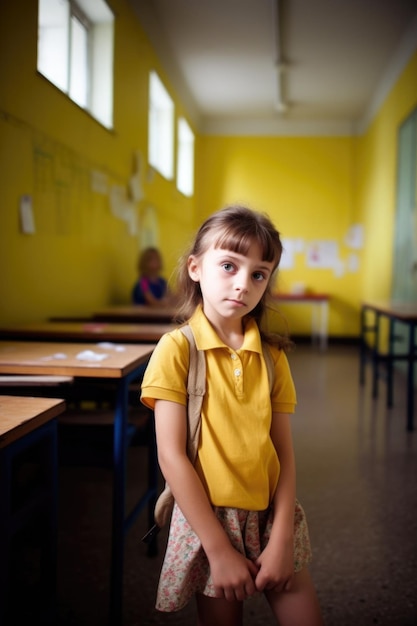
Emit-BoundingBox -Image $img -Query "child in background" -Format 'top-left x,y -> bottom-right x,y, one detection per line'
132,247 -> 168,306
141,205 -> 323,626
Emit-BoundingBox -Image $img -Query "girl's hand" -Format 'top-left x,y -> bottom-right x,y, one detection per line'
208,545 -> 259,602
254,539 -> 294,593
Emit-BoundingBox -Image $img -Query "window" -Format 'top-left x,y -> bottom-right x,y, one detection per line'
176,118 -> 194,197
148,71 -> 174,180
37,0 -> 114,129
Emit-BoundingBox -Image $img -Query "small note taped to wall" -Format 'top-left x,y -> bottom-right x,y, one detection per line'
19,195 -> 36,234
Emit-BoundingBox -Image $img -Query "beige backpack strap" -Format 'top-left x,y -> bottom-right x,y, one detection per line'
262,342 -> 275,394
149,332 -> 273,536
152,324 -> 205,530
180,324 -> 206,461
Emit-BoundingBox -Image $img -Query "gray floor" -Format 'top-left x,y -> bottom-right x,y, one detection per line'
17,344 -> 417,625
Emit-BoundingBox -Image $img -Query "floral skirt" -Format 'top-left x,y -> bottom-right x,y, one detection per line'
155,499 -> 312,612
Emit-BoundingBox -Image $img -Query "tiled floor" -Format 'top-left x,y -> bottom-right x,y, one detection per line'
10,344 -> 417,625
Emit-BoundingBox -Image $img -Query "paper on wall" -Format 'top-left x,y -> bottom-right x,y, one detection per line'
345,224 -> 364,249
19,195 -> 36,234
306,240 -> 339,269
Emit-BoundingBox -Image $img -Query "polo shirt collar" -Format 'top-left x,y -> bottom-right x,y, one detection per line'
189,305 -> 263,354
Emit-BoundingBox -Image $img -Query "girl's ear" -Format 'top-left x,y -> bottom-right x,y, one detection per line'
187,255 -> 200,282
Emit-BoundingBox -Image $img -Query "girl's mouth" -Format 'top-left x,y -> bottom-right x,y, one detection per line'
228,299 -> 246,307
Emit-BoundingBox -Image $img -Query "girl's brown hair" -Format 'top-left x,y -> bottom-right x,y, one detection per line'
174,205 -> 292,350
138,247 -> 163,275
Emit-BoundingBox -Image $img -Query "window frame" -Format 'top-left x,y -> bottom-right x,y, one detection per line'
37,0 -> 114,129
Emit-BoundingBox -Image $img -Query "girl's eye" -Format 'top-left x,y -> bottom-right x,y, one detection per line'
222,262 -> 235,272
253,272 -> 265,282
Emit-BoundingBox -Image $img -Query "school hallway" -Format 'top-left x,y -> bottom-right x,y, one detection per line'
11,343 -> 417,626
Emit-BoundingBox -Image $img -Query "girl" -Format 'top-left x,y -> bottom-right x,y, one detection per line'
141,205 -> 323,626
132,247 -> 169,306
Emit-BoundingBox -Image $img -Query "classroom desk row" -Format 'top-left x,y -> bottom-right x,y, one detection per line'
0,339 -> 158,625
1,395 -> 66,625
48,295 -> 330,349
91,297 -> 330,349
0,320 -> 176,343
359,300 -> 417,431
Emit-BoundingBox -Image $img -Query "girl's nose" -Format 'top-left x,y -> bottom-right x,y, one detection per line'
235,273 -> 250,293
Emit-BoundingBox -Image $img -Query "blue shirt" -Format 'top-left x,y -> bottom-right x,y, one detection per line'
132,276 -> 167,304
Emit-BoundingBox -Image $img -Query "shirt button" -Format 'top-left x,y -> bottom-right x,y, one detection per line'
231,353 -> 237,360
234,368 -> 241,376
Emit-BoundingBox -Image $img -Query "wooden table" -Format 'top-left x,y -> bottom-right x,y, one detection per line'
359,301 -> 417,431
1,396 -> 66,624
93,304 -> 176,324
0,321 -> 175,343
0,341 -> 156,624
0,395 -> 65,445
273,293 -> 330,350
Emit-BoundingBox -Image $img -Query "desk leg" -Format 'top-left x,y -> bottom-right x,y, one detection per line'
0,445 -> 11,626
406,322 -> 416,432
372,312 -> 381,399
0,421 -> 58,625
110,377 -> 129,625
311,302 -> 328,351
359,306 -> 367,385
386,318 -> 395,408
319,301 -> 328,351
109,365 -> 154,624
146,415 -> 158,557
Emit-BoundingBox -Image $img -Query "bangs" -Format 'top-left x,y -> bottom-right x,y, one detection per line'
213,225 -> 280,265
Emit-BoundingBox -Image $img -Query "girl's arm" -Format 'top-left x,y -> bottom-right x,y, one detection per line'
143,288 -> 164,306
154,399 -> 259,600
140,278 -> 165,307
254,411 -> 296,592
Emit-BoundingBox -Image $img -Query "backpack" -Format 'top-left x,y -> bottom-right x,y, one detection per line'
142,323 -> 275,543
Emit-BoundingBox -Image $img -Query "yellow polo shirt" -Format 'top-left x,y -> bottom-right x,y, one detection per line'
141,306 -> 296,510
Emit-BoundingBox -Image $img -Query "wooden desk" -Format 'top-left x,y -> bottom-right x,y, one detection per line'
0,395 -> 65,446
0,341 -> 156,624
93,304 -> 176,324
359,301 -> 417,431
0,321 -> 175,343
273,293 -> 330,350
1,396 -> 66,624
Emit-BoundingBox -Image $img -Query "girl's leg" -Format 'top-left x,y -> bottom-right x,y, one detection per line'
196,593 -> 243,626
265,568 -> 323,626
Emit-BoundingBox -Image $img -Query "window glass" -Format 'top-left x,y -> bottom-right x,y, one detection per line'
148,71 -> 174,179
69,14 -> 88,108
177,118 -> 194,196
38,0 -> 69,91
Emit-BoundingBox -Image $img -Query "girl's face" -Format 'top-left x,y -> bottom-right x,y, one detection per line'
147,252 -> 162,274
188,240 -> 275,325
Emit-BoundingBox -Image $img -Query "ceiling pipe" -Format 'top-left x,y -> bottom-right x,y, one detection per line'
272,0 -> 290,113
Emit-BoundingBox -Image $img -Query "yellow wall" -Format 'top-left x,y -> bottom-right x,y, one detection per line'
356,50 -> 417,303
0,1 -> 416,337
196,136 -> 359,336
195,51 -> 417,338
0,0 -> 195,324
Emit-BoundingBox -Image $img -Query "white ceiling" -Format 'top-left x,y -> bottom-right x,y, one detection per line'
130,0 -> 417,135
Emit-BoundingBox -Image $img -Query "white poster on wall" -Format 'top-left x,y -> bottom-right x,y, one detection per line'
280,238 -> 296,269
306,240 -> 339,269
345,224 -> 364,249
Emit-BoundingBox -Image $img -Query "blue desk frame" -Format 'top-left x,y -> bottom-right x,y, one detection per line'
359,301 -> 417,431
110,364 -> 157,624
0,343 -> 157,625
0,408 -> 59,625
